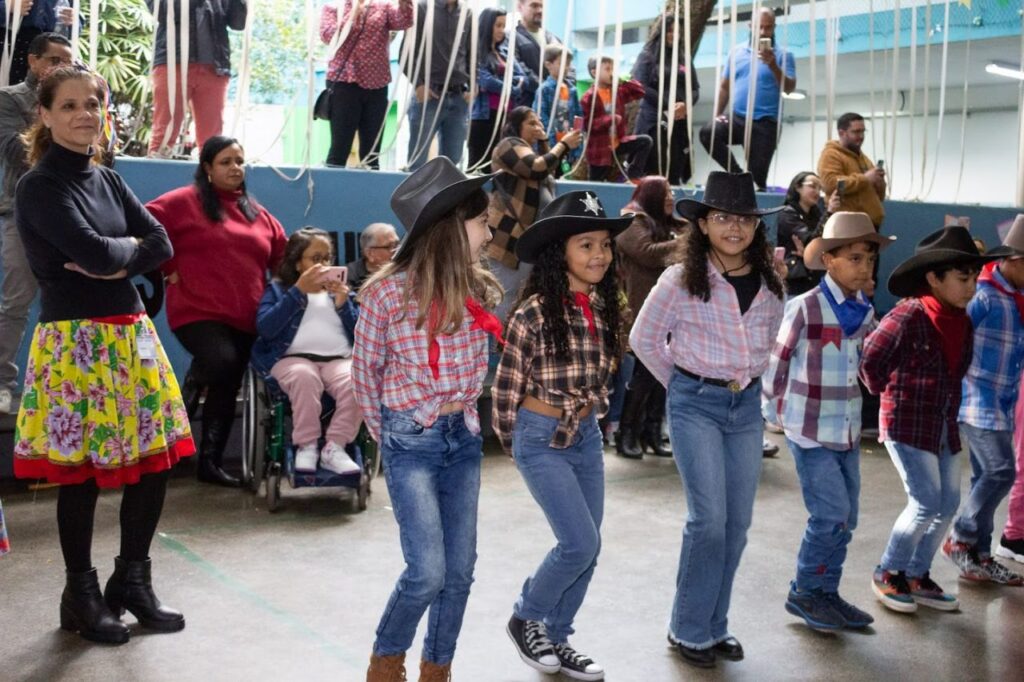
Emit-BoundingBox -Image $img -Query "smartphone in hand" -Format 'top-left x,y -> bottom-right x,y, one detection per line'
837,179 -> 847,197
773,246 -> 786,262
573,116 -> 584,132
759,37 -> 772,52
318,266 -> 348,286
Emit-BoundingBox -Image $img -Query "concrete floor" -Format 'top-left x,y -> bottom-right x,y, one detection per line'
2,433 -> 1023,682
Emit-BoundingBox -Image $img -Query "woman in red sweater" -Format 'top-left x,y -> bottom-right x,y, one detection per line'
146,136 -> 287,487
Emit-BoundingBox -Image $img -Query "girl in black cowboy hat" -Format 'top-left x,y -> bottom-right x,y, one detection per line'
493,190 -> 631,681
631,171 -> 785,668
352,157 -> 505,682
861,225 -> 999,616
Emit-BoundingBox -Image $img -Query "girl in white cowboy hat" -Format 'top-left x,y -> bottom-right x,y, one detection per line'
352,157 -> 505,682
631,171 -> 785,669
494,190 -> 632,682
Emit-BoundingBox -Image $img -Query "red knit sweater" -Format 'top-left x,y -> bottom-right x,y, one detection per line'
146,186 -> 287,333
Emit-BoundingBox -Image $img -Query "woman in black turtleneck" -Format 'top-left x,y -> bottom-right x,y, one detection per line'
12,66 -> 195,645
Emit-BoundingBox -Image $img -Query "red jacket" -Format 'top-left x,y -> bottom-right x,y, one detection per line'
580,79 -> 645,167
146,186 -> 287,333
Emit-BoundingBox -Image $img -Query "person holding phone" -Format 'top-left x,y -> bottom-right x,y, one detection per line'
817,112 -> 886,230
250,228 -> 362,475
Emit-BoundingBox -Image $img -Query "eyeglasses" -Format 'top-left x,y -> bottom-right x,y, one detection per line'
707,213 -> 758,228
800,181 -> 822,190
304,254 -> 334,264
41,56 -> 72,66
369,243 -> 400,253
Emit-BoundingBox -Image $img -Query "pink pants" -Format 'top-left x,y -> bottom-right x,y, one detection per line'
1004,369 -> 1024,540
149,63 -> 228,156
269,357 -> 361,448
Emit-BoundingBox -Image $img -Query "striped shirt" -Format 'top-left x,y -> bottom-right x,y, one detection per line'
763,274 -> 875,451
492,294 -> 613,454
959,266 -> 1024,431
630,262 -> 784,389
351,270 -> 490,441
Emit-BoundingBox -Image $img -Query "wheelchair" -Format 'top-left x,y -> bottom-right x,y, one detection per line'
239,366 -> 380,512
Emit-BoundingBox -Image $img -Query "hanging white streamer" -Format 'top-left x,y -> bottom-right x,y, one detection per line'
868,0 -> 876,157
915,0 -> 932,200
725,0 -> 738,171
923,0 -> 950,199
681,0 -> 694,185
465,0 -> 520,173
770,0 -> 789,189
542,0 -> 573,143
88,0 -> 100,68
905,2 -> 917,199
71,0 -> 82,58
230,0 -> 255,137
157,0 -> 178,155
706,0 -> 725,177
807,0 -> 816,169
742,1 -> 760,168
824,0 -> 837,140
0,0 -> 24,87
887,0 -> 900,196
953,37 -> 970,204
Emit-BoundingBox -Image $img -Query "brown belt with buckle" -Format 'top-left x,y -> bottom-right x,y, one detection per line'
675,366 -> 758,393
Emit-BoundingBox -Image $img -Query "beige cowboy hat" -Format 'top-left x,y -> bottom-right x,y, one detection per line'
803,211 -> 896,271
985,214 -> 1024,258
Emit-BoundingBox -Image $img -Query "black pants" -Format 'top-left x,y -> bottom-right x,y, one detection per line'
57,471 -> 170,573
622,357 -> 666,430
467,109 -> 500,173
173,321 -> 255,424
637,106 -> 693,185
699,114 -> 779,190
0,25 -> 40,86
589,134 -> 653,181
326,81 -> 389,169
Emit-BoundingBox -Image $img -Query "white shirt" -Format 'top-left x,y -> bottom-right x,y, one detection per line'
285,292 -> 352,358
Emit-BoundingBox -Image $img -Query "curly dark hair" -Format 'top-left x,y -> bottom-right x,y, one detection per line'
276,227 -> 333,287
512,238 -> 623,361
679,222 -> 785,302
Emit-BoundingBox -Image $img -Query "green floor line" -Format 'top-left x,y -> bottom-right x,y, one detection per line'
157,531 -> 364,670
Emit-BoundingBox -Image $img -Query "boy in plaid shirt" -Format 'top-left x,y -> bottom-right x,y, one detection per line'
580,56 -> 650,182
764,212 -> 893,630
942,215 -> 1024,585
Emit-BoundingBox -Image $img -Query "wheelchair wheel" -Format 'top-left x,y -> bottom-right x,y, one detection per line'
266,462 -> 282,512
357,427 -> 381,481
241,368 -> 268,494
356,474 -> 369,511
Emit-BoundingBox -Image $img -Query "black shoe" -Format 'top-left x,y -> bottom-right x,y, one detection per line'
618,428 -> 643,459
712,636 -> 744,660
104,557 -> 185,632
60,568 -> 130,645
668,634 -> 715,668
552,642 -> 604,681
197,417 -> 240,487
642,423 -> 672,457
996,534 -> 1024,564
506,615 -> 560,674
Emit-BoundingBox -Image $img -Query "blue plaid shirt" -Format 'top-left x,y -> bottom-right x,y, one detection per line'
959,266 -> 1024,431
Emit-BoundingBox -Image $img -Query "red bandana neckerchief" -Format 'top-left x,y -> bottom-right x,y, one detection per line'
979,261 -> 1024,324
573,291 -> 598,341
920,294 -> 970,377
427,298 -> 505,380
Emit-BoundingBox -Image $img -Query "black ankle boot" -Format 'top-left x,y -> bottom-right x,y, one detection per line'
618,427 -> 643,459
181,369 -> 202,420
642,423 -> 672,457
104,557 -> 185,632
61,568 -> 130,644
197,417 -> 240,487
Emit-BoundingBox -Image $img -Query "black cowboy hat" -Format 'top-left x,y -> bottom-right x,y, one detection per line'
674,171 -> 783,223
390,157 -> 497,260
515,190 -> 635,264
888,225 -> 1001,297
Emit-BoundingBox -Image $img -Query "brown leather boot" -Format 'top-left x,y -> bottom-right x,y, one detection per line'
366,652 -> 407,682
419,660 -> 452,682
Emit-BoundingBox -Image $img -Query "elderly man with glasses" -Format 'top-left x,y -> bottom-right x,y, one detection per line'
347,222 -> 401,291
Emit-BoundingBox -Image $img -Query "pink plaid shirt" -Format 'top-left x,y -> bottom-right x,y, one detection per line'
352,270 -> 490,441
320,1 -> 414,90
630,263 -> 784,389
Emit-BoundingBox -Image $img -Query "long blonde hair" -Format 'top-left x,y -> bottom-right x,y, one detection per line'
23,66 -> 107,167
360,189 -> 503,334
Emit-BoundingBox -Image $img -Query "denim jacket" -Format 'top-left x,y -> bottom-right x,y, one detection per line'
250,280 -> 358,376
471,44 -> 532,120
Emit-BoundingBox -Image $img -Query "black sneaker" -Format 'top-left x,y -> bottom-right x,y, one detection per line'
553,642 -> 604,681
823,592 -> 874,628
785,582 -> 845,630
506,615 -> 560,674
996,535 -> 1024,564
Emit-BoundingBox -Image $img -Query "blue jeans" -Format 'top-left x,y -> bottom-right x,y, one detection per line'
880,439 -> 962,577
407,94 -> 469,171
788,441 -> 860,592
953,423 -> 1016,555
373,407 -> 483,664
606,352 -> 635,425
667,371 -> 763,649
513,408 -> 604,644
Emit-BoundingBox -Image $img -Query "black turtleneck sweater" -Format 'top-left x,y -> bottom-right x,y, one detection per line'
15,142 -> 173,322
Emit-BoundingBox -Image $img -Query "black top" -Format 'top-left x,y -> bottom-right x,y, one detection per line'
15,142 -> 173,323
724,270 -> 762,316
631,46 -> 701,110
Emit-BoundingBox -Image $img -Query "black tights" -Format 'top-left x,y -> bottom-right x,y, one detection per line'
173,320 -> 255,423
57,470 -> 170,573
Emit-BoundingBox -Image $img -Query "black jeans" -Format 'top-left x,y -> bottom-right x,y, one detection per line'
699,114 -> 779,190
624,357 -> 665,430
173,321 -> 256,424
589,134 -> 653,181
326,81 -> 389,169
637,105 -> 693,185
467,109 -> 500,173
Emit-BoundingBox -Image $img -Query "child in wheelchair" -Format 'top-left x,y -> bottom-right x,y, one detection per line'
250,228 -> 362,475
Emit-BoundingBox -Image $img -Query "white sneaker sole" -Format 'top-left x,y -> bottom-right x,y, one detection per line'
505,624 -> 560,674
996,545 -> 1024,564
559,665 -> 605,681
912,595 -> 960,611
321,460 -> 361,475
870,581 -> 917,613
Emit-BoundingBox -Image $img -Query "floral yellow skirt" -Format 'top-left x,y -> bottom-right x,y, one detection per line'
13,313 -> 195,489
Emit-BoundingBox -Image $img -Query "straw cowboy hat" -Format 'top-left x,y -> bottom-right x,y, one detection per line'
887,225 -> 1000,297
515,190 -> 634,264
673,171 -> 783,224
803,211 -> 896,271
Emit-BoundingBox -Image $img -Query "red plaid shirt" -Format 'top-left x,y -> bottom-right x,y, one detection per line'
352,271 -> 490,441
580,79 -> 645,167
320,1 -> 414,90
859,297 -> 972,454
